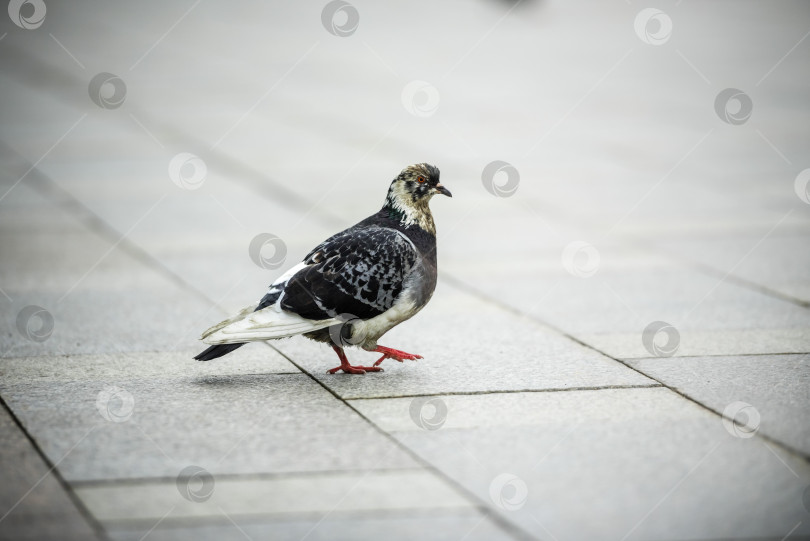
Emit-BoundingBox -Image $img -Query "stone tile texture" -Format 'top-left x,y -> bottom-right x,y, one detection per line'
1,0 -> 809,540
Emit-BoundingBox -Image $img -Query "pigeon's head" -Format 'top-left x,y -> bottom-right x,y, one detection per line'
389,163 -> 451,204
383,163 -> 450,233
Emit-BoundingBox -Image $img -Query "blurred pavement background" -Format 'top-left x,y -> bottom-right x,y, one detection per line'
1,1 -> 809,540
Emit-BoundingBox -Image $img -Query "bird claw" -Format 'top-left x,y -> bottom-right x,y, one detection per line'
328,345 -> 384,375
372,346 -> 423,367
327,364 -> 384,375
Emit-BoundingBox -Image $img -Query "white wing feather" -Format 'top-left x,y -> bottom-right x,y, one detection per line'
202,306 -> 340,344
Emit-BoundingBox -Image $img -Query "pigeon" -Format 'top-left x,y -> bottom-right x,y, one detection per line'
194,163 -> 451,374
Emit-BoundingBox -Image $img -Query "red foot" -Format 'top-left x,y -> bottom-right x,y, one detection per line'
327,345 -> 384,375
372,345 -> 423,367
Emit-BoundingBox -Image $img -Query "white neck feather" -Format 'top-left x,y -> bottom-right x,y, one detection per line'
385,183 -> 435,234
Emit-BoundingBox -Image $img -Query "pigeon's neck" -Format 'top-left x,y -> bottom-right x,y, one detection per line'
382,190 -> 436,235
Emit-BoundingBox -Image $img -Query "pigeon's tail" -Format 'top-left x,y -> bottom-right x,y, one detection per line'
194,343 -> 245,361
201,305 -> 341,345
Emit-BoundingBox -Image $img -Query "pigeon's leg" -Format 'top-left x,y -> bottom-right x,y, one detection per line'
327,345 -> 384,375
372,345 -> 423,367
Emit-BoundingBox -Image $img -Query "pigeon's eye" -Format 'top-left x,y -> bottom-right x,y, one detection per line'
416,176 -> 426,183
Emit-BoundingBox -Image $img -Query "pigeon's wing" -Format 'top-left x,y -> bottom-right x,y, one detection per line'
279,225 -> 421,320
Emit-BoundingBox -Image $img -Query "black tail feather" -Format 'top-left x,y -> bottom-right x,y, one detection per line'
194,343 -> 245,361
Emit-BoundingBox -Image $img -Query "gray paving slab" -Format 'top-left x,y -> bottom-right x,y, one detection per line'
34,160 -> 337,248
75,470 -> 472,522
657,232 -> 810,304
585,326 -> 810,360
0,182 -> 220,357
273,281 -> 654,399
0,405 -> 100,541
0,370 -> 418,482
0,177 -> 89,236
352,388 -> 810,541
0,348 -> 298,383
517,168 -> 810,240
628,353 -> 810,456
1,286 -> 221,358
438,195 -> 810,358
0,181 -> 164,293
106,513 -> 513,541
450,261 -> 810,359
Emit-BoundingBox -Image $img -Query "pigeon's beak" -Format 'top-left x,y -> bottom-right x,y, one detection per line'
435,183 -> 452,197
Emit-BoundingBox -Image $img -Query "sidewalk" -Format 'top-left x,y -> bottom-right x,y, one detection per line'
1,1 -> 809,540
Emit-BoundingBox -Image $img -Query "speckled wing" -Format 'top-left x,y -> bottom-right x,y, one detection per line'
279,225 -> 421,320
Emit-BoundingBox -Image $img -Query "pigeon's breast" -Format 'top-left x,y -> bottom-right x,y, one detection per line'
352,293 -> 420,349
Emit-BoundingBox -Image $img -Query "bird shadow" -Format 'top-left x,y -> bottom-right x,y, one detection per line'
191,372 -> 299,388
